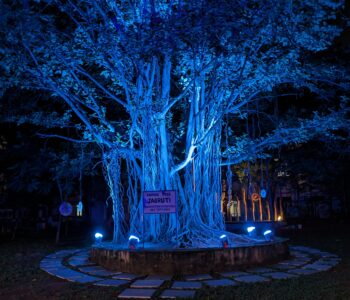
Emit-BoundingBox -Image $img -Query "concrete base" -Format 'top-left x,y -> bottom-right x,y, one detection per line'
90,239 -> 289,275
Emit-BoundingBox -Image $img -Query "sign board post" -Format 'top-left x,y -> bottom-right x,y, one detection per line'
142,190 -> 178,247
59,202 -> 73,217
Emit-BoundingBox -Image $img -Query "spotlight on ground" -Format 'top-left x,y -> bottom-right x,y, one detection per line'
128,235 -> 140,250
220,234 -> 229,248
94,232 -> 103,243
246,226 -> 256,237
263,230 -> 273,241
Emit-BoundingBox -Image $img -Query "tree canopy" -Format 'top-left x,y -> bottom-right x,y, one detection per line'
1,0 -> 349,247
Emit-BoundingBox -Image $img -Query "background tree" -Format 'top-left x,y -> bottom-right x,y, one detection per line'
1,0 -> 349,247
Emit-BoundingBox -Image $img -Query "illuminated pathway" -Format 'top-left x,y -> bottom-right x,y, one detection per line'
40,246 -> 340,299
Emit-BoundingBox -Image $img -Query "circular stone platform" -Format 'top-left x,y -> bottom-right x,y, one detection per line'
90,239 -> 289,275
40,245 -> 341,299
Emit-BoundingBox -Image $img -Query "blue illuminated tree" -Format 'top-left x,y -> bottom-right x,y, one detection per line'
1,0 -> 349,247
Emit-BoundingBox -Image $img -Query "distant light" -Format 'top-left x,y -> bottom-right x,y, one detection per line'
247,226 -> 256,233
260,189 -> 267,198
263,230 -> 272,236
129,235 -> 140,242
277,215 -> 282,221
220,234 -> 227,239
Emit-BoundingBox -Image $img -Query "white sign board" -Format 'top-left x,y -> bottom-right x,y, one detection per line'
143,190 -> 176,214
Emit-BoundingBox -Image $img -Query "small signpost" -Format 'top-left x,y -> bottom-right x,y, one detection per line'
142,190 -> 178,247
59,202 -> 73,217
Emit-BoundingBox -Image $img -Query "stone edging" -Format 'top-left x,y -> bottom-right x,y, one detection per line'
90,239 -> 289,274
40,245 -> 341,299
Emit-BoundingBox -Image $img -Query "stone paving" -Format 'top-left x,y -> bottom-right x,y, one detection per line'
39,245 -> 341,299
131,279 -> 165,288
203,278 -> 238,287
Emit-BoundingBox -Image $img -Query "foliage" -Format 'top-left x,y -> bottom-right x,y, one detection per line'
0,119 -> 100,198
0,0 -> 349,246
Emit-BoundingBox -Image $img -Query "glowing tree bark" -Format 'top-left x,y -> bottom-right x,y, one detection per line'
1,0 -> 349,246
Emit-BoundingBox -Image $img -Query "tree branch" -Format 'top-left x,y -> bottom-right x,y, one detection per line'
37,133 -> 91,143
